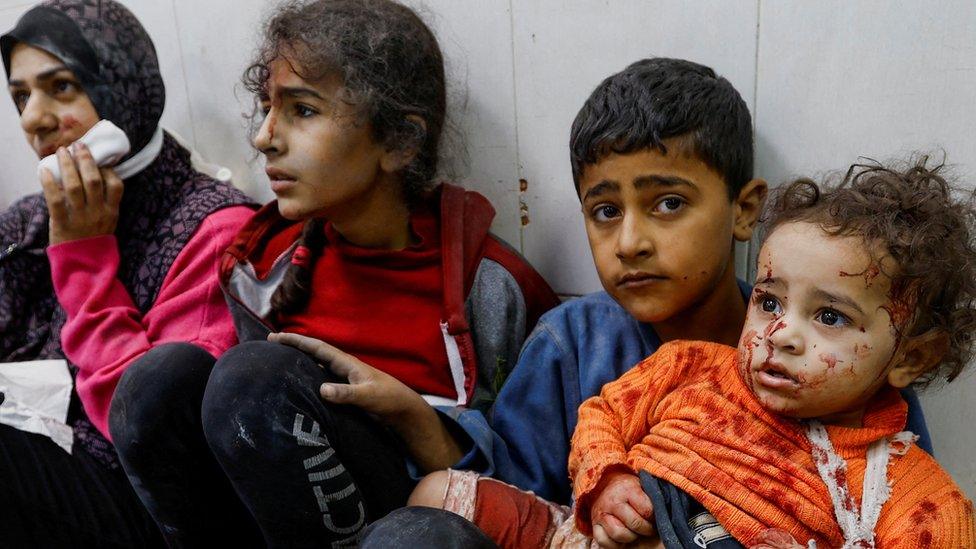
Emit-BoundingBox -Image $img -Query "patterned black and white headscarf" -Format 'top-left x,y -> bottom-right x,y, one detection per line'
0,0 -> 253,466
1,0 -> 165,154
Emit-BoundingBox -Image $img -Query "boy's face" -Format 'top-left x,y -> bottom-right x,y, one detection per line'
739,221 -> 914,426
578,141 -> 742,323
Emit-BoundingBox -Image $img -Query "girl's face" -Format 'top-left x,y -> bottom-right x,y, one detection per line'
254,56 -> 389,222
738,221 -> 917,426
7,43 -> 99,158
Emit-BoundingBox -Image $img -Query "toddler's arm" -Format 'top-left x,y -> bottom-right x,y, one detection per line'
569,342 -> 701,541
587,471 -> 655,548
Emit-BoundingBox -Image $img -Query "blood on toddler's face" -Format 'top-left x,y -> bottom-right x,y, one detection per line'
737,221 -> 914,427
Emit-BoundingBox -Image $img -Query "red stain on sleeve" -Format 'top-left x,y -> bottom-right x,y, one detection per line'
621,386 -> 643,408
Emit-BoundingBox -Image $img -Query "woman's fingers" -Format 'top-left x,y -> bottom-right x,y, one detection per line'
57,147 -> 86,210
75,144 -> 104,205
102,168 -> 124,211
39,167 -> 68,225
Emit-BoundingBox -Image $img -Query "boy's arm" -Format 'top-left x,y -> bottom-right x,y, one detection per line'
486,322 -> 582,503
376,321 -> 578,496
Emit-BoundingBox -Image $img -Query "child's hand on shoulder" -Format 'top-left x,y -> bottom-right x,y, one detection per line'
590,471 -> 655,549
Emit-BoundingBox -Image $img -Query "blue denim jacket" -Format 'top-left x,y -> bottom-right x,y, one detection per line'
444,285 -> 933,505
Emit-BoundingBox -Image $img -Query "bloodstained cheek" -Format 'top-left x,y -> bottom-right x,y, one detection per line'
818,352 -> 839,371
61,115 -> 80,132
762,318 -> 786,356
795,369 -> 828,390
853,343 -> 872,360
738,328 -> 760,390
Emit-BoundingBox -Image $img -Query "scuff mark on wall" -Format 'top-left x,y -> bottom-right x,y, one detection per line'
519,178 -> 530,226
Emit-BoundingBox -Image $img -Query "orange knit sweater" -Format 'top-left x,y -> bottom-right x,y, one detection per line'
570,340 -> 974,547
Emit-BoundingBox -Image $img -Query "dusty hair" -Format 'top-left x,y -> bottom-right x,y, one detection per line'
570,58 -> 753,198
243,0 -> 446,316
761,156 -> 976,386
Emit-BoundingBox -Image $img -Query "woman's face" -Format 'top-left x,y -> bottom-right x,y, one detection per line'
7,43 -> 99,158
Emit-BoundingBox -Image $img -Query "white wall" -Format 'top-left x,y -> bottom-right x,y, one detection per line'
0,0 -> 973,499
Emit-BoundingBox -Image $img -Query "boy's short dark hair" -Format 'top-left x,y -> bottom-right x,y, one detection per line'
570,58 -> 753,199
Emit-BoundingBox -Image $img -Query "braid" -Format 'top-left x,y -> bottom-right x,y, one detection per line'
270,218 -> 327,317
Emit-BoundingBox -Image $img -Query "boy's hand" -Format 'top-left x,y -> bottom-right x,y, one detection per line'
40,144 -> 123,245
590,471 -> 655,548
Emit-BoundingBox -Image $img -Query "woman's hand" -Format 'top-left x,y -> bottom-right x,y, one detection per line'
39,144 -> 124,245
590,471 -> 655,549
269,332 -> 465,471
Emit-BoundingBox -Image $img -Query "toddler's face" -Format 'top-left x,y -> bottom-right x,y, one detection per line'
739,221 -> 911,426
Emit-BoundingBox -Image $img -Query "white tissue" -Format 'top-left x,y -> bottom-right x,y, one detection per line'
0,360 -> 74,453
36,119 -> 131,184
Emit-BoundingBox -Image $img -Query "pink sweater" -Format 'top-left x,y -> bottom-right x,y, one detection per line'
47,205 -> 253,439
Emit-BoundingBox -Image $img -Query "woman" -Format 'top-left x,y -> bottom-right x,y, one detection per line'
0,0 -> 254,545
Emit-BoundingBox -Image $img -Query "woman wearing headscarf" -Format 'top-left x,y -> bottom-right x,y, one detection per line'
0,0 -> 255,545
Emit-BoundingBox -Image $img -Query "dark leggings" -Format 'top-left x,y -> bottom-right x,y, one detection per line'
0,424 -> 164,548
109,341 -> 415,548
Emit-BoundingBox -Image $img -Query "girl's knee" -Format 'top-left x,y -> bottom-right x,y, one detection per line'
408,470 -> 451,508
202,341 -> 320,460
109,342 -> 214,446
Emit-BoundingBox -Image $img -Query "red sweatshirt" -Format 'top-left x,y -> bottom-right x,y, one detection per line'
249,206 -> 455,399
222,184 -> 560,407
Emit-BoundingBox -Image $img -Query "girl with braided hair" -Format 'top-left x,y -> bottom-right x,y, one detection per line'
108,1 -> 558,546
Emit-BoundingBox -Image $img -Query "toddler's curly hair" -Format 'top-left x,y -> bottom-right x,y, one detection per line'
762,156 -> 976,386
